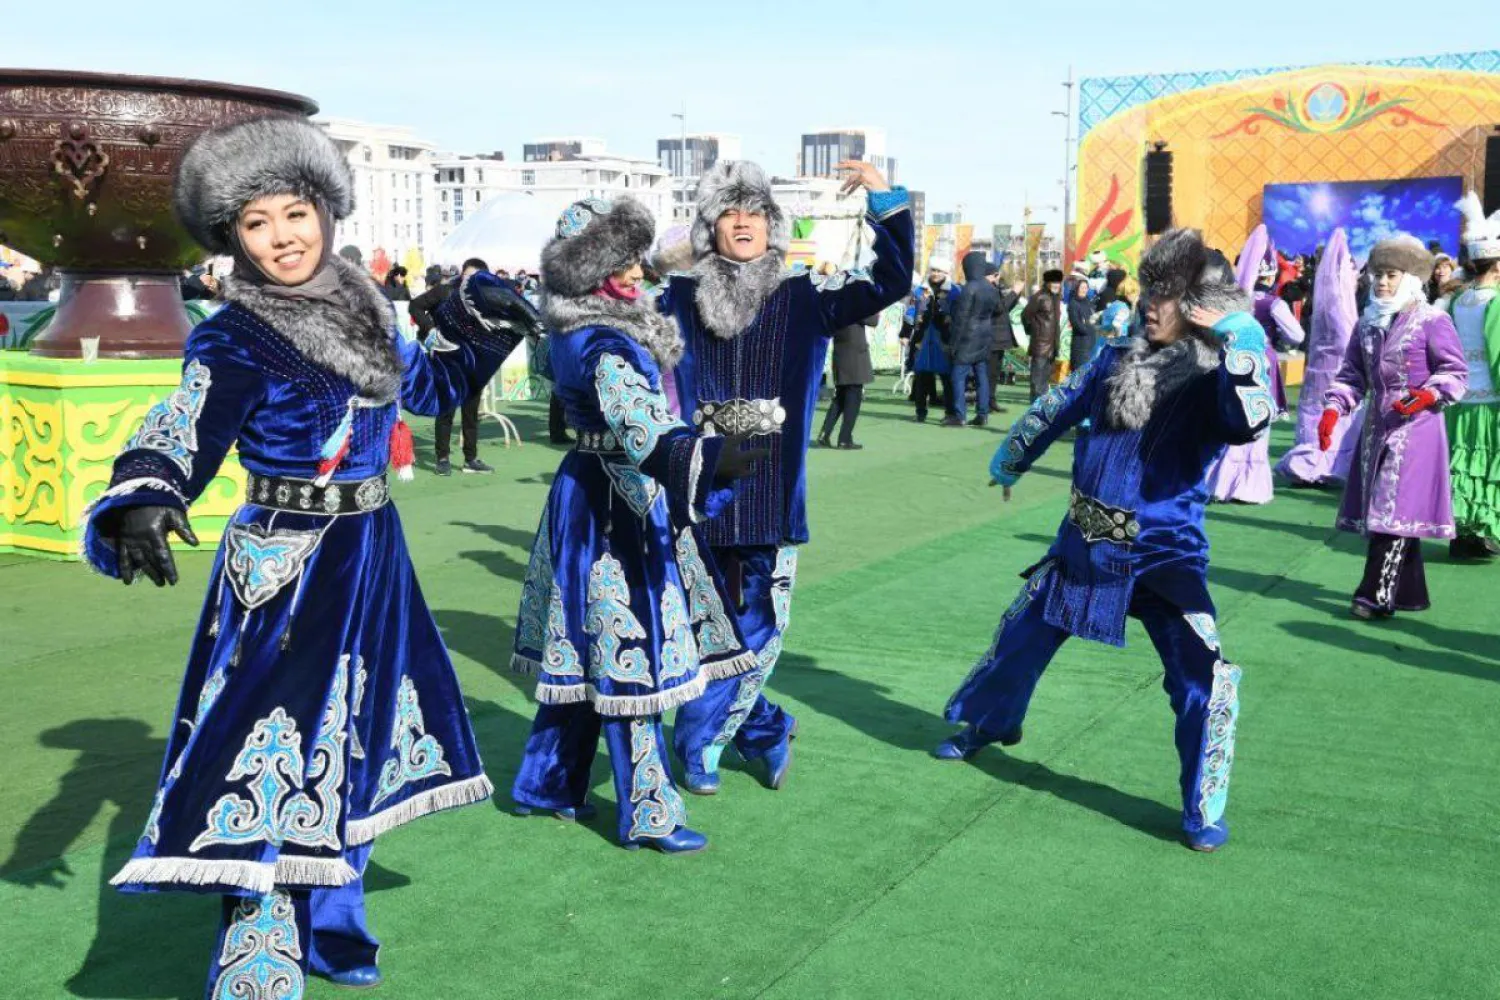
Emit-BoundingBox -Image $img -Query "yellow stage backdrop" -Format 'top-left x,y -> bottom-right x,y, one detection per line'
1075,51 -> 1500,271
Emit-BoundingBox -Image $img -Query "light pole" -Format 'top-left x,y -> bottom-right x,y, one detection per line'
1051,65 -> 1075,265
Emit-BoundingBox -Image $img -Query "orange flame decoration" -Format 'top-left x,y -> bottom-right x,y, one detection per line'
1076,173 -> 1143,274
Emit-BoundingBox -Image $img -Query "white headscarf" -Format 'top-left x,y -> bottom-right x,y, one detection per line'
1362,272 -> 1425,328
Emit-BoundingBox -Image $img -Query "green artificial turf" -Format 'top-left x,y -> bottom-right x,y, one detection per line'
2,385 -> 1496,999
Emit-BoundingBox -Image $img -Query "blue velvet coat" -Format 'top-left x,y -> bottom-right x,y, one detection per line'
661,189 -> 916,549
82,272 -> 520,897
990,314 -> 1273,646
511,322 -> 758,711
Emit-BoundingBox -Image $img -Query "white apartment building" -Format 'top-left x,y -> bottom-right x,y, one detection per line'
318,118 -> 439,265
799,127 -> 896,185
432,148 -> 672,245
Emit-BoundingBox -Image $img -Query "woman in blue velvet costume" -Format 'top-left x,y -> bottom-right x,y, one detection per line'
82,117 -> 537,997
934,229 -> 1274,853
510,197 -> 761,854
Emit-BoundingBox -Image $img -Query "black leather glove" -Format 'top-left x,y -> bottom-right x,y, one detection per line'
712,434 -> 770,485
98,506 -> 199,587
461,272 -> 543,339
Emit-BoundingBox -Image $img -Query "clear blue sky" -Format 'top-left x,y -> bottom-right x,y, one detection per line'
7,1 -> 1468,234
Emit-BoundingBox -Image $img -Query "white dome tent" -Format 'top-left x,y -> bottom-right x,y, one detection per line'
432,191 -> 573,273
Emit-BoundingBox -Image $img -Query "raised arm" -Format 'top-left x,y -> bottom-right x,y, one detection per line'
989,356 -> 1104,487
402,271 -> 535,417
815,162 -> 916,332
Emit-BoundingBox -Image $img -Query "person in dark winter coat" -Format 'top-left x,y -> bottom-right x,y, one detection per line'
410,258 -> 492,475
912,261 -> 959,421
383,265 -> 411,302
947,250 -> 1002,425
817,314 -> 879,448
1022,270 -> 1064,400
1093,267 -> 1127,315
986,269 -> 1023,412
1067,275 -> 1098,373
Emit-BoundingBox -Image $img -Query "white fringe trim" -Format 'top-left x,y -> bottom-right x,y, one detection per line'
534,669 -> 710,717
345,774 -> 494,846
687,438 -> 708,525
702,650 -> 759,680
82,476 -> 188,519
110,855 -> 358,894
511,652 -> 544,677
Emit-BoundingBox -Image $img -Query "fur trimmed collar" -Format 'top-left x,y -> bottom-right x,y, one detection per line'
688,252 -> 789,339
542,292 -> 684,370
1102,335 -> 1220,431
221,256 -> 403,403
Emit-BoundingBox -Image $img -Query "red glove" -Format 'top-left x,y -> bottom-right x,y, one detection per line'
1317,409 -> 1339,452
1392,387 -> 1438,417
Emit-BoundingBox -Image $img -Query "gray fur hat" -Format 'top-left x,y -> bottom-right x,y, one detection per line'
1368,234 -> 1435,282
540,196 -> 655,298
174,116 -> 355,255
691,160 -> 789,260
1138,228 -> 1250,317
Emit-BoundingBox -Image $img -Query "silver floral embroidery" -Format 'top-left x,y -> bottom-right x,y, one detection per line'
544,589 -> 584,677
371,677 -> 453,808
516,509 -> 553,654
224,524 -> 322,610
673,530 -> 738,657
628,719 -> 687,840
657,584 -> 698,682
584,553 -> 652,686
212,890 -> 304,1000
594,352 -> 680,466
128,359 -> 211,477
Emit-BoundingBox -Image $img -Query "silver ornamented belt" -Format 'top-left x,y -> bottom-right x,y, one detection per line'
692,398 -> 787,437
574,429 -> 625,454
1068,488 -> 1140,545
245,473 -> 390,515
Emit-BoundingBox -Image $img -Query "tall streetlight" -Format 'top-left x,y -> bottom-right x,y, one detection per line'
1051,66 -> 1075,265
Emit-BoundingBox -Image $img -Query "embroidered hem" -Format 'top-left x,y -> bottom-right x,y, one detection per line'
110,855 -> 359,894
533,670 -> 710,717
83,476 -> 189,516
345,773 -> 494,845
1336,515 -> 1456,540
701,649 -> 759,680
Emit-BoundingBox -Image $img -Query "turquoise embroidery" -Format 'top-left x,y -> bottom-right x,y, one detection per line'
544,589 -> 584,677
224,524 -> 321,610
703,632 -> 784,774
1198,660 -> 1242,828
594,352 -> 679,466
190,708 -> 305,852
282,656 -> 348,851
628,719 -> 686,840
1184,613 -> 1221,653
350,657 -> 368,761
1222,326 -> 1275,429
212,890 -> 304,1000
516,509 -> 553,654
673,530 -> 738,657
991,366 -> 1090,485
372,677 -> 453,808
129,359 -> 210,477
771,547 -> 797,632
584,553 -> 652,686
657,583 -> 697,682
195,666 -> 228,728
603,460 -> 663,518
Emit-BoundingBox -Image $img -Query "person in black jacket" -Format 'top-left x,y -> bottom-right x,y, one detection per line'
986,267 -> 1023,413
410,257 -> 491,475
1066,275 -> 1098,374
947,250 -> 1001,426
816,313 -> 879,449
383,264 -> 411,301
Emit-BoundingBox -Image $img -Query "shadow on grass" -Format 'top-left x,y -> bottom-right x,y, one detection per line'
1279,619 -> 1500,683
970,752 -> 1182,844
773,652 -> 952,754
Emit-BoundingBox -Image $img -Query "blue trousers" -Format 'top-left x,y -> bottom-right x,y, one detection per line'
951,361 -> 991,423
945,564 -> 1241,837
673,545 -> 798,781
205,845 -> 379,999
514,705 -> 688,843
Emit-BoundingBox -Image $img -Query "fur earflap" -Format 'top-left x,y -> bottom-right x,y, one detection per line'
174,117 -> 354,256
540,197 -> 656,298
691,161 -> 790,260
541,292 -> 684,370
220,255 -> 402,402
1102,335 -> 1220,431
1140,228 -> 1251,316
688,252 -> 788,339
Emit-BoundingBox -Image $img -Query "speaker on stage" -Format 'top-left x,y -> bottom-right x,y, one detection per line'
1483,134 -> 1500,217
1143,146 -> 1173,235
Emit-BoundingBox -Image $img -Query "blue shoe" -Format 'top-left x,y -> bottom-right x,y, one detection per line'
932,725 -> 1023,761
514,803 -> 598,822
321,965 -> 383,989
1185,822 -> 1229,853
623,826 -> 708,854
682,772 -> 720,796
763,734 -> 793,790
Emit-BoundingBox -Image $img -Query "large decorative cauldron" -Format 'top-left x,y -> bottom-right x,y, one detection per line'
0,70 -> 317,358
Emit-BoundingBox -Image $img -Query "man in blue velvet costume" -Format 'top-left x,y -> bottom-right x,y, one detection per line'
663,160 -> 915,794
934,229 -> 1274,852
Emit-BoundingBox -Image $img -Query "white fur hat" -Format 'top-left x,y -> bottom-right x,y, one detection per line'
1457,192 -> 1500,262
928,255 -> 953,274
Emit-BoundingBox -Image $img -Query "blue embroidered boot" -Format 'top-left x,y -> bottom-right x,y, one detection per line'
763,734 -> 793,790
932,725 -> 1023,761
682,771 -> 720,796
514,803 -> 599,822
1185,821 -> 1230,853
323,965 -> 383,989
623,826 -> 708,854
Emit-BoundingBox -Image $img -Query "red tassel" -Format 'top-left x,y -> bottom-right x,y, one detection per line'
389,419 -> 415,482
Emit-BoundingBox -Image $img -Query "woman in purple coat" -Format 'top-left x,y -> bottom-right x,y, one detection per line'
1320,235 -> 1467,619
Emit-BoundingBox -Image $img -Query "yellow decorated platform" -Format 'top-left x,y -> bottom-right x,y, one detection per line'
0,353 -> 244,559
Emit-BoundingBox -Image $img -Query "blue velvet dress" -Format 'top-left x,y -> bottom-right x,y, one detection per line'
510,322 -> 753,843
945,314 -> 1273,842
83,278 -> 520,899
661,189 -> 917,784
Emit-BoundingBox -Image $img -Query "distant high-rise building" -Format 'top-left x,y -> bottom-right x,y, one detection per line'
318,118 -> 438,264
907,189 -> 927,236
523,137 -> 606,163
657,133 -> 742,179
798,127 -> 896,185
